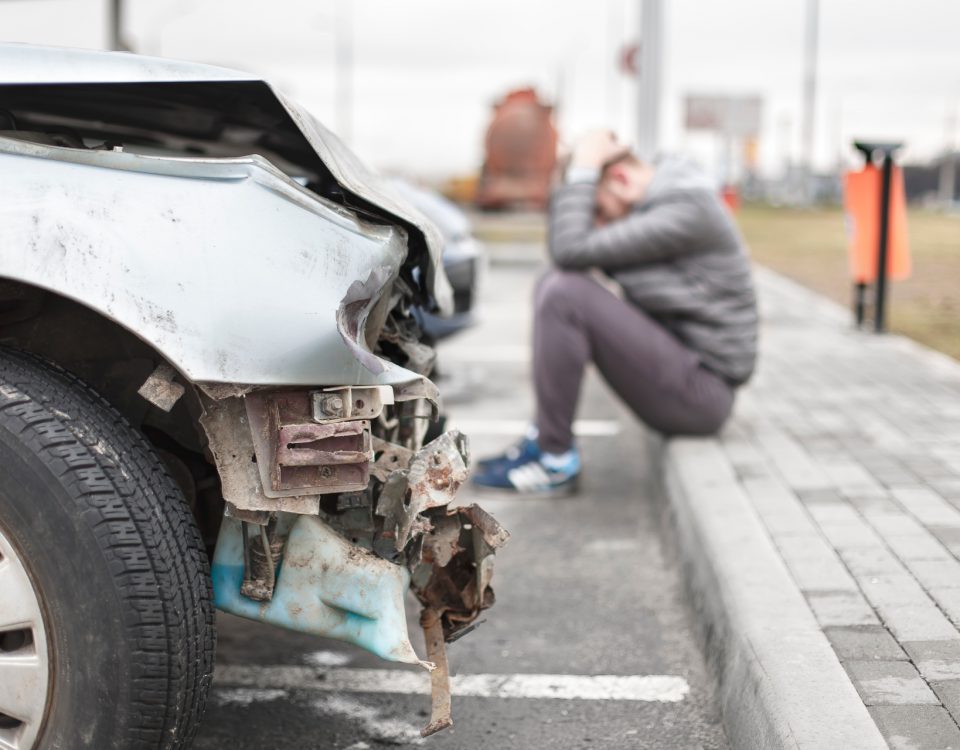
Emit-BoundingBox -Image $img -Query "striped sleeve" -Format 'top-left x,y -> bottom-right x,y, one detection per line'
547,182 -> 706,270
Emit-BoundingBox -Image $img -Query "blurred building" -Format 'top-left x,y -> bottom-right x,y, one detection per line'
903,152 -> 960,206
476,87 -> 557,211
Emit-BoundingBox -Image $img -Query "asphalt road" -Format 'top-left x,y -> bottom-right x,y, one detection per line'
195,256 -> 728,750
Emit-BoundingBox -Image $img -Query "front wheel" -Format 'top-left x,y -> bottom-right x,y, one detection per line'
0,349 -> 215,749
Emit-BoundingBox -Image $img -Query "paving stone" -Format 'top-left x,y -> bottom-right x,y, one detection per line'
929,526 -> 960,558
886,533 -> 956,563
807,591 -> 880,627
817,518 -> 886,549
876,602 -> 959,643
774,532 -> 837,560
931,680 -> 960,724
859,574 -> 940,608
783,554 -> 859,592
741,476 -> 821,536
751,430 -> 833,492
863,511 -> 931,538
826,626 -> 908,661
820,461 -> 886,494
847,495 -> 903,514
902,641 -> 960,681
894,487 -> 960,528
869,705 -> 960,749
929,589 -> 960,630
796,488 -> 845,505
840,546 -> 907,577
908,559 -> 960,589
931,479 -> 960,499
846,661 -> 939,705
808,503 -> 863,525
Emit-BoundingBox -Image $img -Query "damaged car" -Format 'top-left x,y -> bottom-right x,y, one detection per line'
0,43 -> 507,749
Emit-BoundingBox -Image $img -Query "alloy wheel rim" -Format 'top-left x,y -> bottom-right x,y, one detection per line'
0,525 -> 50,750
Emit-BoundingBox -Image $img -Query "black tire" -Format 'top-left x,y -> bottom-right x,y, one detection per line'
0,349 -> 215,749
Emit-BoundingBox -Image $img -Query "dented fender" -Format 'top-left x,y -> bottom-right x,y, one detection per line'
0,138 -> 423,387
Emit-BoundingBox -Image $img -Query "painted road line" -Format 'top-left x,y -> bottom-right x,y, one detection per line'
439,344 -> 530,363
450,418 -> 622,437
214,666 -> 690,703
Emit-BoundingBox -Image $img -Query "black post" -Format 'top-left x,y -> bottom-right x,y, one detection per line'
874,152 -> 894,332
852,141 -> 903,333
854,282 -> 867,327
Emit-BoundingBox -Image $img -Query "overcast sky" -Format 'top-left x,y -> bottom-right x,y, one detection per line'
2,0 -> 958,180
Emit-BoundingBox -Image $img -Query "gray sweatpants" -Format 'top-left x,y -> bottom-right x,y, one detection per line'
533,270 -> 736,454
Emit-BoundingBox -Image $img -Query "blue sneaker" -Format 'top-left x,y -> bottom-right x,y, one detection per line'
474,435 -> 540,474
472,443 -> 581,496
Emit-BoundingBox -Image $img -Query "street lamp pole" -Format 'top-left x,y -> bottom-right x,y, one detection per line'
636,0 -> 662,161
335,0 -> 354,146
108,0 -> 129,51
800,0 -> 819,203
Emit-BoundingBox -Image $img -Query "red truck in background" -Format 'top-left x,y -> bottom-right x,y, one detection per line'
476,87 -> 557,211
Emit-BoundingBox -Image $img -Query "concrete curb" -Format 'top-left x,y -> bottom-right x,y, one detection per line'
658,436 -> 888,750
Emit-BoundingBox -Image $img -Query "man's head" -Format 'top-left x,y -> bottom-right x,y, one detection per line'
595,152 -> 655,224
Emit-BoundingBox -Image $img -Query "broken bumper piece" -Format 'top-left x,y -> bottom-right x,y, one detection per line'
207,379 -> 509,736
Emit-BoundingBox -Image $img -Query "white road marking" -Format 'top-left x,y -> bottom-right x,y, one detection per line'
214,665 -> 690,703
304,649 -> 353,668
214,687 -> 288,707
583,539 -> 641,553
312,695 -> 425,745
439,344 -> 530,363
450,418 -> 622,437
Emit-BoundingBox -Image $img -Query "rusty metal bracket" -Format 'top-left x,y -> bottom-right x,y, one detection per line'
411,504 -> 510,641
246,391 -> 371,498
420,608 -> 453,737
375,431 -> 469,552
370,436 -> 414,482
392,377 -> 442,420
200,394 -> 320,515
312,385 -> 391,423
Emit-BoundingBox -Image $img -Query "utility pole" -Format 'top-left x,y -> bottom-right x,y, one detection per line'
335,0 -> 354,146
606,0 -> 621,132
636,0 -> 663,161
800,0 -> 819,204
108,0 -> 130,52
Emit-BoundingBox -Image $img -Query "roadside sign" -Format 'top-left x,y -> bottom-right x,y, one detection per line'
843,164 -> 911,284
684,95 -> 762,138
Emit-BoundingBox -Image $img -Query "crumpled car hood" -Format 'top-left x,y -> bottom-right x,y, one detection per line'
0,42 -> 452,313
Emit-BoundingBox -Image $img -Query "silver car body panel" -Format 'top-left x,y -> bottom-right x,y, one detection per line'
0,136 -> 424,386
0,43 -> 452,389
0,43 -> 448,275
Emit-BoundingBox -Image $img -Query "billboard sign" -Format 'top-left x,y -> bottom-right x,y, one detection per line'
684,95 -> 762,137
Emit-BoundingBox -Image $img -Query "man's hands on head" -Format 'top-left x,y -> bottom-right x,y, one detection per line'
570,129 -> 626,169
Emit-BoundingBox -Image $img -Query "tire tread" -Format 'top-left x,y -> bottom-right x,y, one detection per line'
0,349 -> 214,749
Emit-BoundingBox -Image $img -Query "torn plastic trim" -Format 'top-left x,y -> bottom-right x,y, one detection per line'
137,362 -> 185,412
212,514 -> 430,666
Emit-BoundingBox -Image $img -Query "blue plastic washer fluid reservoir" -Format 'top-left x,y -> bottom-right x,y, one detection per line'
212,514 -> 427,666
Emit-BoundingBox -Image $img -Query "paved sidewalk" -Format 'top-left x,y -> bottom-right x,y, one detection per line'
667,267 -> 960,749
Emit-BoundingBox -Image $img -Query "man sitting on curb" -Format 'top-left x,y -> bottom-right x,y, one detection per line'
472,130 -> 759,495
